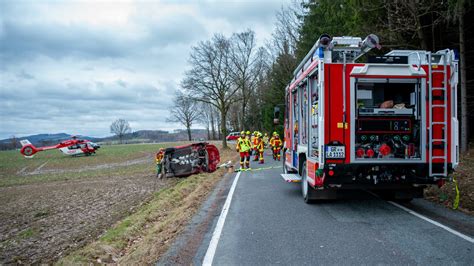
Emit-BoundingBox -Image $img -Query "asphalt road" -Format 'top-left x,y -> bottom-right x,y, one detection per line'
160,151 -> 474,265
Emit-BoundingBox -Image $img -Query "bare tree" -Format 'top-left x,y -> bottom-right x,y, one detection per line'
182,34 -> 239,149
10,135 -> 17,149
230,30 -> 270,129
167,91 -> 202,141
110,119 -> 131,144
446,0 -> 468,152
269,1 -> 304,58
379,0 -> 447,49
199,102 -> 219,140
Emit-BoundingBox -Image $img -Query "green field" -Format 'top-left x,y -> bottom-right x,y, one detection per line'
0,142 -> 183,187
0,141 -> 203,264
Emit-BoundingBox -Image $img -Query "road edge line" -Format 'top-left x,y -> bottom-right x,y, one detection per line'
388,201 -> 474,243
202,171 -> 241,265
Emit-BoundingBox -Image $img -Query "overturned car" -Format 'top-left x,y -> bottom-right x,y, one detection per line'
156,142 -> 220,178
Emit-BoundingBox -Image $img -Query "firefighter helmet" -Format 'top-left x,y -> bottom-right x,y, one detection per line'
240,131 -> 245,135
246,131 -> 251,135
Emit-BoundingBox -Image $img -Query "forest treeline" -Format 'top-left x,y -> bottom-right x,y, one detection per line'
171,0 -> 472,150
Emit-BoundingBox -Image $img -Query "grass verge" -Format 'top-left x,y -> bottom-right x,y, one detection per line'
425,150 -> 474,215
57,147 -> 237,264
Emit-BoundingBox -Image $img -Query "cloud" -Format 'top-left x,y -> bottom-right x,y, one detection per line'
0,20 -> 131,62
0,0 -> 290,139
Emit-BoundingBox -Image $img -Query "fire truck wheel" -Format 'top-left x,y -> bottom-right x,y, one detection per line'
301,162 -> 315,203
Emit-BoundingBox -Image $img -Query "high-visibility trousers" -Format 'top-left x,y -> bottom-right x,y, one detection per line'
273,147 -> 281,160
239,152 -> 250,168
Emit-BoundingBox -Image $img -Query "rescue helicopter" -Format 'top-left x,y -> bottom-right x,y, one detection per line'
20,136 -> 100,158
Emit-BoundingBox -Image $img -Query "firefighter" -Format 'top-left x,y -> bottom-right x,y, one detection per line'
252,131 -> 260,161
269,131 -> 277,152
236,131 -> 252,169
156,148 -> 165,179
256,132 -> 265,164
250,131 -> 255,155
262,133 -> 269,148
272,134 -> 282,161
253,132 -> 261,161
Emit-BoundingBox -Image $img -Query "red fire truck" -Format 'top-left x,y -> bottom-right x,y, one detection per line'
281,34 -> 459,203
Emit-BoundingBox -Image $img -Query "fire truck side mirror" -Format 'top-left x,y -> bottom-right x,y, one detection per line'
273,107 -> 280,125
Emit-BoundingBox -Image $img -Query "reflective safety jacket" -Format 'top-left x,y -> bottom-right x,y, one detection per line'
273,138 -> 282,149
269,136 -> 275,147
253,136 -> 259,149
256,138 -> 264,152
236,137 -> 252,152
156,152 -> 164,164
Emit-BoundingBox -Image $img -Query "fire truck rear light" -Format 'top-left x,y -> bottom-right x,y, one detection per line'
379,144 -> 391,156
328,170 -> 335,176
356,148 -> 365,158
366,149 -> 375,158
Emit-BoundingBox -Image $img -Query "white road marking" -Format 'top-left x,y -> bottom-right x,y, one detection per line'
203,171 -> 242,265
388,201 -> 474,244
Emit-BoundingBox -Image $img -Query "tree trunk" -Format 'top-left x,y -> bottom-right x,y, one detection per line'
210,111 -> 216,140
431,12 -> 435,50
206,124 -> 211,140
242,93 -> 247,129
459,4 -> 468,153
387,6 -> 394,44
187,125 -> 192,141
409,0 -> 428,50
220,108 -> 228,148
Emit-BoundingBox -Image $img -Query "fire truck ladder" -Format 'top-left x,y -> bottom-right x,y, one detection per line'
428,51 -> 448,177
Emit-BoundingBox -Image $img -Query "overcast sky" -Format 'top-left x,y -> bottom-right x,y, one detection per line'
0,0 -> 290,139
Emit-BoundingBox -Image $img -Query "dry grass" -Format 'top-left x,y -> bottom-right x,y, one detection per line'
425,150 -> 474,215
57,146 -> 237,265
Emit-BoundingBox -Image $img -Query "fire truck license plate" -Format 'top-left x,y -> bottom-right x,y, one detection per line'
325,146 -> 345,159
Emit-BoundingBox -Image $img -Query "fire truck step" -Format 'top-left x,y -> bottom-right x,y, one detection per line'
432,156 -> 447,159
432,70 -> 445,73
432,122 -> 446,125
281,174 -> 302,183
432,139 -> 446,142
431,87 -> 446,90
432,104 -> 446,108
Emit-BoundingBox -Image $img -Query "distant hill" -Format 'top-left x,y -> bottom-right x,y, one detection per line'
0,129 -> 210,150
0,133 -> 99,148
99,129 -> 209,144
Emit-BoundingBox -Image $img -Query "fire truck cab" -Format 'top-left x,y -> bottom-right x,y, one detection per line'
281,34 -> 459,202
